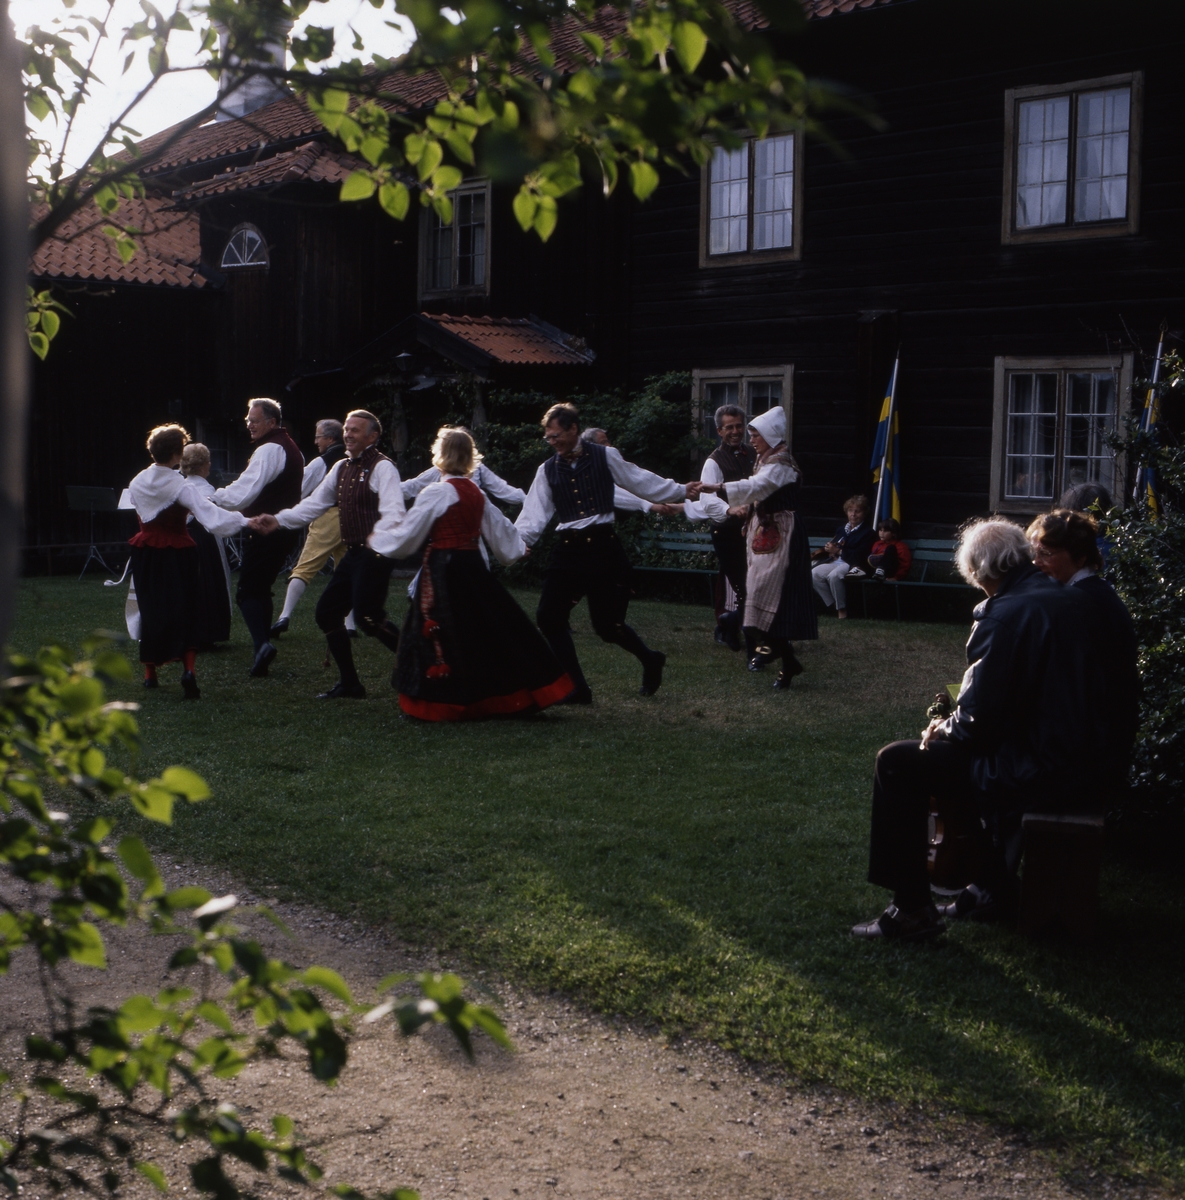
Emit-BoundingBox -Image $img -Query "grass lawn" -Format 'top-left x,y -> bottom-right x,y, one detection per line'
11,574 -> 1185,1185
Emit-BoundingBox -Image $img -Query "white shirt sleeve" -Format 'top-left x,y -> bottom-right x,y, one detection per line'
481,498 -> 527,564
402,466 -> 440,502
301,457 -> 328,499
276,461 -> 344,530
605,447 -> 686,503
182,478 -> 248,537
514,463 -> 556,546
613,486 -> 652,514
685,457 -> 728,521
381,479 -> 455,559
364,459 -> 410,558
212,442 -> 286,511
475,463 -> 527,507
723,460 -> 799,507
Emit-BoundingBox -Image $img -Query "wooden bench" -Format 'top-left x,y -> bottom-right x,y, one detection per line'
633,529 -> 718,602
839,538 -> 979,620
1019,812 -> 1105,940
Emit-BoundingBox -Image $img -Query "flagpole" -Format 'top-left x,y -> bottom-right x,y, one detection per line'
874,355 -> 899,524
1132,327 -> 1166,503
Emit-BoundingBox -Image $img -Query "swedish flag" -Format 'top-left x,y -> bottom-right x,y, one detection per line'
870,358 -> 901,524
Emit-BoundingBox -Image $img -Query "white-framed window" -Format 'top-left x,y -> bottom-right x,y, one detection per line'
699,134 -> 802,267
220,224 -> 269,269
990,355 -> 1132,513
1002,73 -> 1142,244
420,180 -> 490,298
693,365 -> 794,441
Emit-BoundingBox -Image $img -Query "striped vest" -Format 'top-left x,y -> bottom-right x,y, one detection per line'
544,441 -> 616,523
337,445 -> 390,544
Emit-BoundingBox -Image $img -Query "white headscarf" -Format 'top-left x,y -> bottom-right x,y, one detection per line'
747,406 -> 786,449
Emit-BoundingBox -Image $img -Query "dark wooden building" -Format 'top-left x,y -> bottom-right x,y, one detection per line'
27,0 -> 1185,557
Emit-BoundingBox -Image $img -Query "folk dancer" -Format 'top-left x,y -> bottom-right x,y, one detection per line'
271,419 -> 353,637
126,424 -> 247,698
515,403 -> 703,704
699,406 -> 816,687
682,404 -> 755,650
179,442 -> 233,645
248,410 -> 405,699
581,428 -> 673,517
211,398 -> 303,676
402,459 -> 527,509
390,428 -> 572,720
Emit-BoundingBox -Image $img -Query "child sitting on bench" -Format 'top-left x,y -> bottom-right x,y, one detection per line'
868,517 -> 912,580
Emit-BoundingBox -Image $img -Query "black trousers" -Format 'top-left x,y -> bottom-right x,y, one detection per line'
315,545 -> 396,636
536,525 -> 653,689
236,528 -> 298,650
868,739 -> 981,909
710,518 -> 748,607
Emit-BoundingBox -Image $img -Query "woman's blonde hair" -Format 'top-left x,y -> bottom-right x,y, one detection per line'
180,442 -> 211,477
431,426 -> 481,477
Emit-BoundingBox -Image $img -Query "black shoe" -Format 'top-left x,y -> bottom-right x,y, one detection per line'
180,670 -> 201,700
270,616 -> 290,636
714,625 -> 731,647
938,879 -> 1019,923
774,654 -> 805,689
558,685 -> 593,705
143,677 -> 159,690
748,646 -> 775,672
316,681 -> 367,700
851,903 -> 945,942
640,651 -> 666,696
249,642 -> 277,677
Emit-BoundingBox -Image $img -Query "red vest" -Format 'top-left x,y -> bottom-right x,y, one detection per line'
429,478 -> 484,549
129,502 -> 194,549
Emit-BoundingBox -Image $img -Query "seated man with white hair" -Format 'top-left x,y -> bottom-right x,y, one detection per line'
852,517 -> 1108,941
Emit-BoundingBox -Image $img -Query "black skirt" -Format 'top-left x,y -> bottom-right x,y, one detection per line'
769,516 -> 818,642
130,544 -> 200,665
189,520 -> 232,645
397,548 -> 572,720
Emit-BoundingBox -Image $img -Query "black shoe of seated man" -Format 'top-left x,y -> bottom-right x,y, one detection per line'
558,684 -> 593,705
316,681 -> 367,700
851,902 -> 945,941
249,642 -> 277,677
640,650 -> 666,696
939,879 -> 1019,923
270,616 -> 290,637
180,670 -> 201,700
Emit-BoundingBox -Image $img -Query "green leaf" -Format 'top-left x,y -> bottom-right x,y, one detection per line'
430,165 -> 462,194
118,837 -> 163,897
272,1115 -> 293,1139
533,195 -> 558,242
26,92 -> 51,122
303,966 -> 354,1005
444,128 -> 475,166
340,171 -> 377,202
513,189 -> 542,231
567,69 -> 598,102
629,160 -> 660,202
115,237 -> 137,264
65,921 -> 106,969
118,995 -> 163,1033
132,785 -> 174,825
672,21 -> 708,73
160,766 -> 210,801
378,181 -> 409,221
135,1161 -> 168,1192
416,138 -> 443,182
76,816 -> 114,844
164,886 -> 211,911
56,677 -> 104,715
40,310 -> 60,341
195,1001 -> 233,1032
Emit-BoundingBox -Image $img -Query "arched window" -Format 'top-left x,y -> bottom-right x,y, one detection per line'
221,224 -> 269,269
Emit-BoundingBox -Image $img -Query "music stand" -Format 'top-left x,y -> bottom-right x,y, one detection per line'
66,486 -> 119,580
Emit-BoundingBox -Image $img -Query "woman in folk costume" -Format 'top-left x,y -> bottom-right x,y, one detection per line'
179,442 -> 233,646
126,425 -> 247,698
391,427 -> 573,721
701,406 -> 817,688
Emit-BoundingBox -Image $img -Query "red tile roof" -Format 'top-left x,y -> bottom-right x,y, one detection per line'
30,197 -> 206,288
420,313 -> 596,365
175,140 -> 365,198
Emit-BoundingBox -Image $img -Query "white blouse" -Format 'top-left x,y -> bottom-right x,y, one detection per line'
385,477 -> 526,564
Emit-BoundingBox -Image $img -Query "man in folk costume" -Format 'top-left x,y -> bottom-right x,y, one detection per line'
249,410 -> 405,699
700,405 -> 817,687
271,418 -> 352,637
515,402 -> 703,704
211,398 -> 304,676
682,404 -> 755,651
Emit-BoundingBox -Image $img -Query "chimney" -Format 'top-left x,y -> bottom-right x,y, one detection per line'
213,12 -> 294,121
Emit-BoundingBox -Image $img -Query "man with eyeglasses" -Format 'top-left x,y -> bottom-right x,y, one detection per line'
211,398 -> 303,676
515,402 -> 702,704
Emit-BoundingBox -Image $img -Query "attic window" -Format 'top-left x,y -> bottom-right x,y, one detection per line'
221,225 -> 269,269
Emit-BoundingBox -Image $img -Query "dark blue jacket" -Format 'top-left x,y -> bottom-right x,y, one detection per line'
830,521 -> 875,571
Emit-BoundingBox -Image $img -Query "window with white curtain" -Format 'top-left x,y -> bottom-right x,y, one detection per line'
1003,74 -> 1141,243
990,356 -> 1131,512
701,134 -> 802,265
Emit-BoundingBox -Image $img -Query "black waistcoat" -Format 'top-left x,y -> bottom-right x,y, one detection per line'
544,441 -> 616,523
319,441 -> 346,471
245,427 -> 303,518
709,441 -> 756,483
